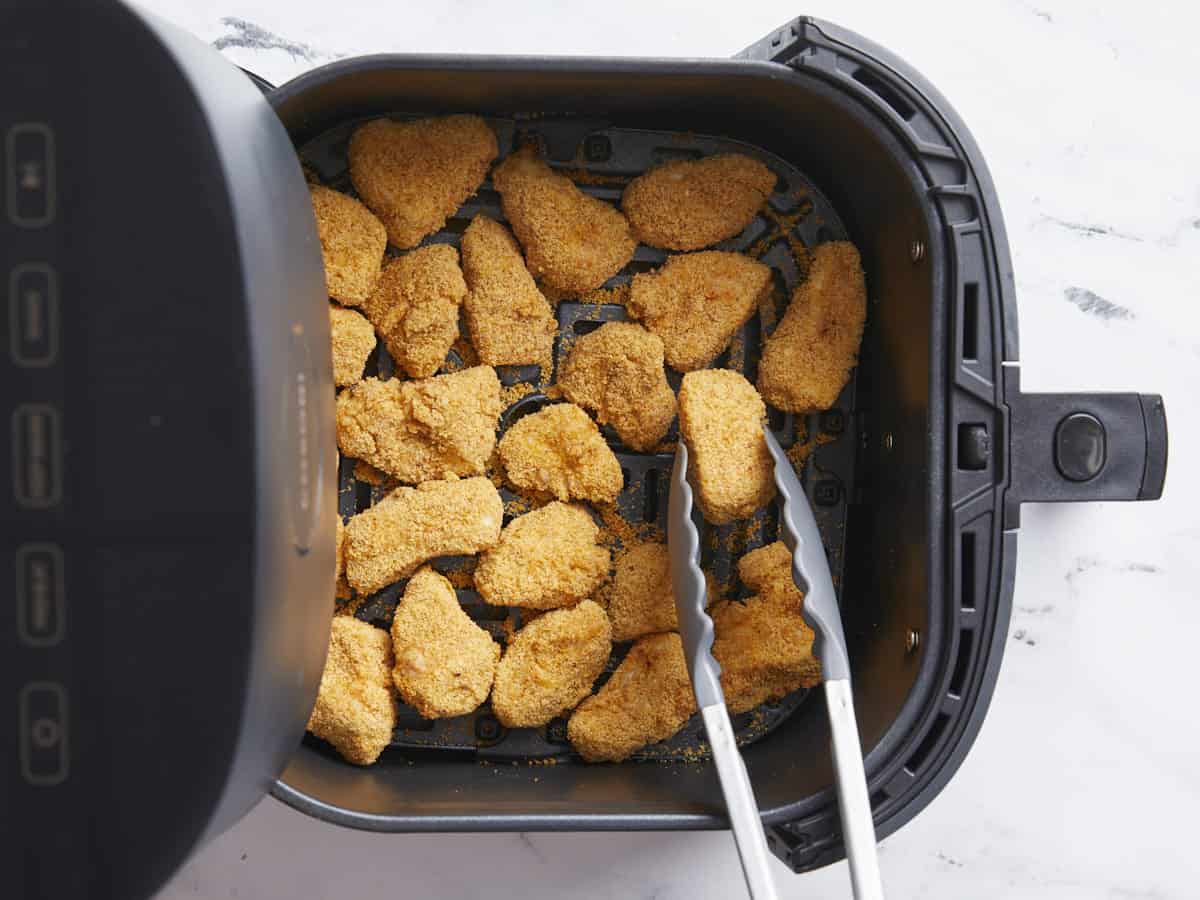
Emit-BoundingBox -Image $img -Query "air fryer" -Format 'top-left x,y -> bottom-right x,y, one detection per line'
0,2 -> 1167,898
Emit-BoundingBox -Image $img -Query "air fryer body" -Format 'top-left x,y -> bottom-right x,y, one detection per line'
0,2 -> 336,898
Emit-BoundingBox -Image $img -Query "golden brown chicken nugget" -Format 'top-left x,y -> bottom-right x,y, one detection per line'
344,477 -> 503,595
712,541 -> 821,714
491,599 -> 612,727
497,403 -> 623,504
390,567 -> 500,718
607,542 -> 719,641
364,245 -> 465,378
757,241 -> 867,412
558,321 -> 676,452
336,366 -> 501,484
329,303 -> 376,387
459,215 -> 557,367
677,369 -> 775,524
348,115 -> 498,249
492,147 -> 636,293
475,501 -> 610,610
309,184 -> 387,306
307,616 -> 396,765
567,632 -> 696,762
627,251 -> 772,372
622,153 -> 776,251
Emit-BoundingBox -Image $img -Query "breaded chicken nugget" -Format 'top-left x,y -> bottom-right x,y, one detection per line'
336,366 -> 501,484
329,303 -> 376,387
607,541 -> 715,641
758,241 -> 867,412
622,153 -> 776,251
497,403 -> 623,504
491,599 -> 612,727
558,322 -> 677,452
459,215 -> 558,366
390,567 -> 500,718
475,502 -> 610,610
492,147 -> 636,293
567,632 -> 696,762
348,115 -> 498,249
628,251 -> 772,372
677,369 -> 775,524
712,541 -> 821,713
344,477 -> 503,595
307,616 -> 396,765
364,245 -> 465,378
309,184 -> 387,306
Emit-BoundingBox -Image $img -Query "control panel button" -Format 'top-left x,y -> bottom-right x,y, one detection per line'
19,682 -> 69,785
6,123 -> 56,227
9,264 -> 58,367
11,404 -> 62,508
16,543 -> 64,647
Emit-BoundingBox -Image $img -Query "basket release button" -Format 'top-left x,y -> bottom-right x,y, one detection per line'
1055,413 -> 1106,482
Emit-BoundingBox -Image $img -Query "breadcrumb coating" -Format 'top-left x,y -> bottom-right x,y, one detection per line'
492,147 -> 636,293
348,114 -> 498,249
390,567 -> 499,718
475,501 -> 610,609
459,215 -> 557,366
567,632 -> 696,762
712,541 -> 821,713
677,369 -> 775,524
622,153 -> 776,251
627,251 -> 772,372
497,403 -> 623,504
329,303 -> 376,387
309,184 -> 387,306
606,541 -> 716,641
757,241 -> 867,412
307,616 -> 396,765
336,366 -> 501,484
491,599 -> 612,727
558,321 -> 677,452
364,245 -> 465,378
343,477 -> 503,595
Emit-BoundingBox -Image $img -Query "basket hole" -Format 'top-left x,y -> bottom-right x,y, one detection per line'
949,629 -> 974,698
643,469 -> 660,523
905,712 -> 949,775
573,319 -> 604,335
851,67 -> 916,121
959,531 -> 976,610
961,282 -> 979,362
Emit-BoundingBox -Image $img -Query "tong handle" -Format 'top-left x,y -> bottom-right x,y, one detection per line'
826,680 -> 884,900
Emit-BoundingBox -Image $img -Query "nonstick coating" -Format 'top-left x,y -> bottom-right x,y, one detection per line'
302,115 -> 857,764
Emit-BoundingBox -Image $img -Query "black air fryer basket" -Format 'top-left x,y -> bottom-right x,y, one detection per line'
267,18 -> 1167,873
0,5 -> 1166,895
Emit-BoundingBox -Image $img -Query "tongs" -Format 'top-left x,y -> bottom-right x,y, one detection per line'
668,427 -> 884,900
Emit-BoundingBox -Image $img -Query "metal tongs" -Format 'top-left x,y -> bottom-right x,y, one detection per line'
668,427 -> 884,900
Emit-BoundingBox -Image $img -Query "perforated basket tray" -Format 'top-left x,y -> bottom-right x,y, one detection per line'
301,116 -> 859,763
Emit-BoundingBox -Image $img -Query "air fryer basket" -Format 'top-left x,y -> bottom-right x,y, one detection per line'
268,18 -> 1167,873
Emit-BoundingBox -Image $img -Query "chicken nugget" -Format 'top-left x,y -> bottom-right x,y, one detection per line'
497,403 -> 623,504
344,476 -> 503,595
558,321 -> 676,452
491,599 -> 612,727
329,303 -> 376,387
757,241 -> 867,412
606,541 -> 716,641
336,366 -> 501,484
348,114 -> 498,249
307,616 -> 396,765
390,567 -> 500,718
622,153 -> 776,251
475,501 -> 610,610
364,245 -> 465,378
309,184 -> 387,306
459,215 -> 557,366
567,632 -> 696,762
492,147 -> 636,293
628,251 -> 772,372
712,541 -> 821,713
677,369 -> 775,524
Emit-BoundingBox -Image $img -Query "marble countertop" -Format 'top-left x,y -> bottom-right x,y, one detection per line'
150,1 -> 1198,897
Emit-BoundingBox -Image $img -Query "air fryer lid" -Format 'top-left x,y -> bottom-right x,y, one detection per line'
0,2 -> 336,898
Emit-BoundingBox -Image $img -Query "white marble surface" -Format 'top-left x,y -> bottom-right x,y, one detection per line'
148,1 -> 1199,897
